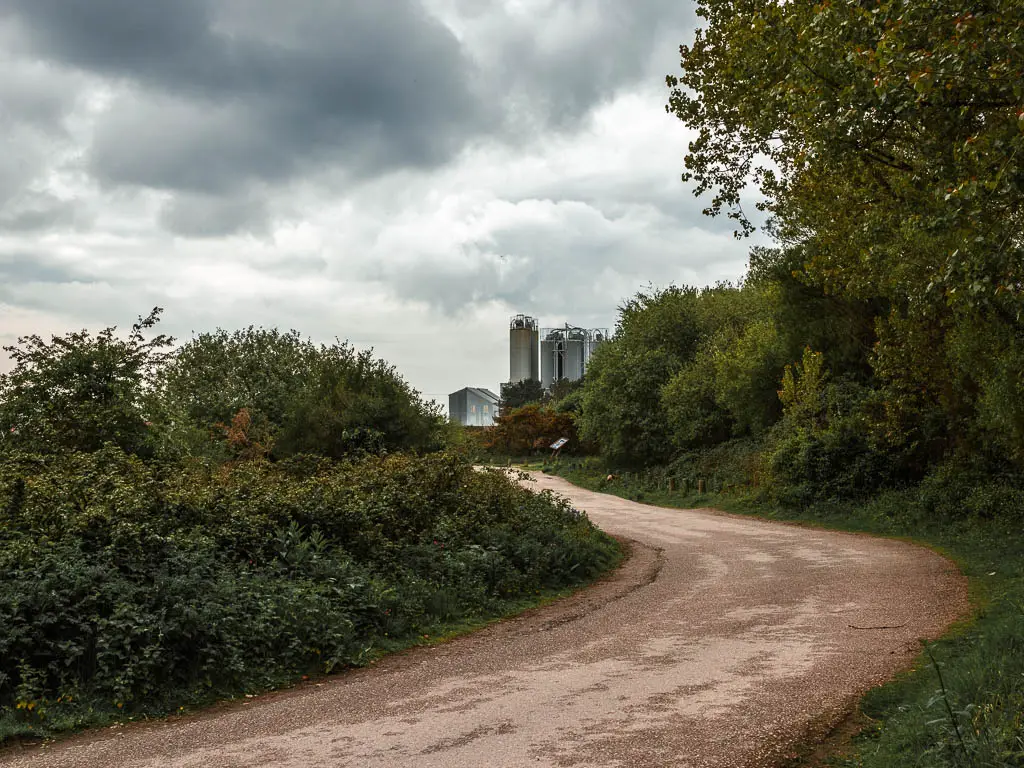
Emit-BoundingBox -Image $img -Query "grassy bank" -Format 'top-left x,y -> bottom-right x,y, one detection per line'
548,463 -> 1024,767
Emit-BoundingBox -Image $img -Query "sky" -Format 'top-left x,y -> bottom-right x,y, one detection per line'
0,0 -> 759,406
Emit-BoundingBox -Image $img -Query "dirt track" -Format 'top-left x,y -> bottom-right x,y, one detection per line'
0,472 -> 967,767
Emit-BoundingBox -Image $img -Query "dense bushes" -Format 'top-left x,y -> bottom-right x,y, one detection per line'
0,318 -> 444,463
482,404 -> 581,456
0,312 -> 621,741
150,327 -> 445,461
0,449 -> 619,738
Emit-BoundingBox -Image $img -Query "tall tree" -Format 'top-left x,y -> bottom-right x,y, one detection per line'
667,0 -> 1024,314
667,0 -> 1024,463
499,379 -> 544,413
0,309 -> 172,456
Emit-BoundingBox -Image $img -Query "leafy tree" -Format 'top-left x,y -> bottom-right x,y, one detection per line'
150,328 -> 441,460
275,344 -> 443,459
499,379 -> 544,413
668,0 -> 1024,313
661,352 -> 732,451
667,0 -> 1024,467
543,377 -> 584,408
768,349 -> 893,501
710,318 -> 788,435
547,379 -> 586,415
0,309 -> 172,456
577,287 -> 705,465
748,246 -> 881,382
579,283 -> 788,463
618,285 -> 703,356
486,404 -> 579,455
579,344 -> 679,466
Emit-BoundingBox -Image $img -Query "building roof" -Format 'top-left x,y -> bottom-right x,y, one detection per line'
450,386 -> 499,404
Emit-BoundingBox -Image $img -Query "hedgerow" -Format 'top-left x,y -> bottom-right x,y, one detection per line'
0,449 -> 619,740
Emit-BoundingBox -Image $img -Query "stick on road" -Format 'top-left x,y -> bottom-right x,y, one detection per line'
1,472 -> 967,767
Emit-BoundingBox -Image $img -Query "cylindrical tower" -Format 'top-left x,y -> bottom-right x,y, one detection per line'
564,326 -> 587,381
540,326 -> 568,389
509,314 -> 539,384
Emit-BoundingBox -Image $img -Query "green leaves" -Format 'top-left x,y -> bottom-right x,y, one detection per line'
0,308 -> 172,457
668,0 -> 1024,313
150,327 -> 443,461
0,450 -> 619,738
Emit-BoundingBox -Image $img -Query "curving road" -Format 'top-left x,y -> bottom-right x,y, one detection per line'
1,472 -> 967,768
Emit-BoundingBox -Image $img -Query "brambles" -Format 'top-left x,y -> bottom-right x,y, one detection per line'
0,450 -> 619,740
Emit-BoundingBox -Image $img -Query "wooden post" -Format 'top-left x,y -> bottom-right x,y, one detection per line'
668,477 -> 677,492
698,478 -> 706,494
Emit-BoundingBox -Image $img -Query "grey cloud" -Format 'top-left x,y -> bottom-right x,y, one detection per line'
159,192 -> 270,239
0,126 -> 61,209
4,0 -> 694,196
379,195 -> 749,318
0,252 -> 94,290
0,59 -> 82,132
0,191 -> 79,233
261,254 -> 329,277
7,0 -> 488,200
0,54 -> 86,222
89,97 -> 288,194
1,1 -> 214,80
480,0 -> 695,132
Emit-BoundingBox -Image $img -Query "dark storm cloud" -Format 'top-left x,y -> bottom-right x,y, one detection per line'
4,0 -> 489,195
0,56 -> 84,215
1,0 -> 704,246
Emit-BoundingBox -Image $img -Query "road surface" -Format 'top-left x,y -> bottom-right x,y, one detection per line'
0,471 -> 967,767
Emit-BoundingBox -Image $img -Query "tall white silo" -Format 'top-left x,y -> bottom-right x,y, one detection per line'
509,315 -> 539,383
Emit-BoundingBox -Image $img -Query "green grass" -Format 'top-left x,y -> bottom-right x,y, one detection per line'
551,465 -> 1024,768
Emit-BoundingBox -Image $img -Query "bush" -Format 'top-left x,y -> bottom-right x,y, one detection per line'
0,450 -> 620,738
0,309 -> 171,458
150,327 -> 444,461
484,404 -> 580,456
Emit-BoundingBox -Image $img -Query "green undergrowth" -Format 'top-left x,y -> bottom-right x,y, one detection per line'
550,464 -> 1024,767
0,451 -> 622,745
0,580 -> 597,746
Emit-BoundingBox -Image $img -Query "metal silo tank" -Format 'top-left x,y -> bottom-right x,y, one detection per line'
564,327 -> 587,381
509,314 -> 539,383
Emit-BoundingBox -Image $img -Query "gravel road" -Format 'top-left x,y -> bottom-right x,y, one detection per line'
0,471 -> 967,768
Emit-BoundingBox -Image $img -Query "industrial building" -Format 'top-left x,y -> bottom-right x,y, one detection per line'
539,324 -> 607,390
448,387 -> 500,426
448,318 -> 606,427
507,315 -> 608,391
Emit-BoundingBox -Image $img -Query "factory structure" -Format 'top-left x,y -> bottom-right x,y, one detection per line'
448,387 -> 500,427
447,314 -> 609,426
509,314 -> 608,390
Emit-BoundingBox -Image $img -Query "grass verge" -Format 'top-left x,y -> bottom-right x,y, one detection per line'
548,465 -> 1024,768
